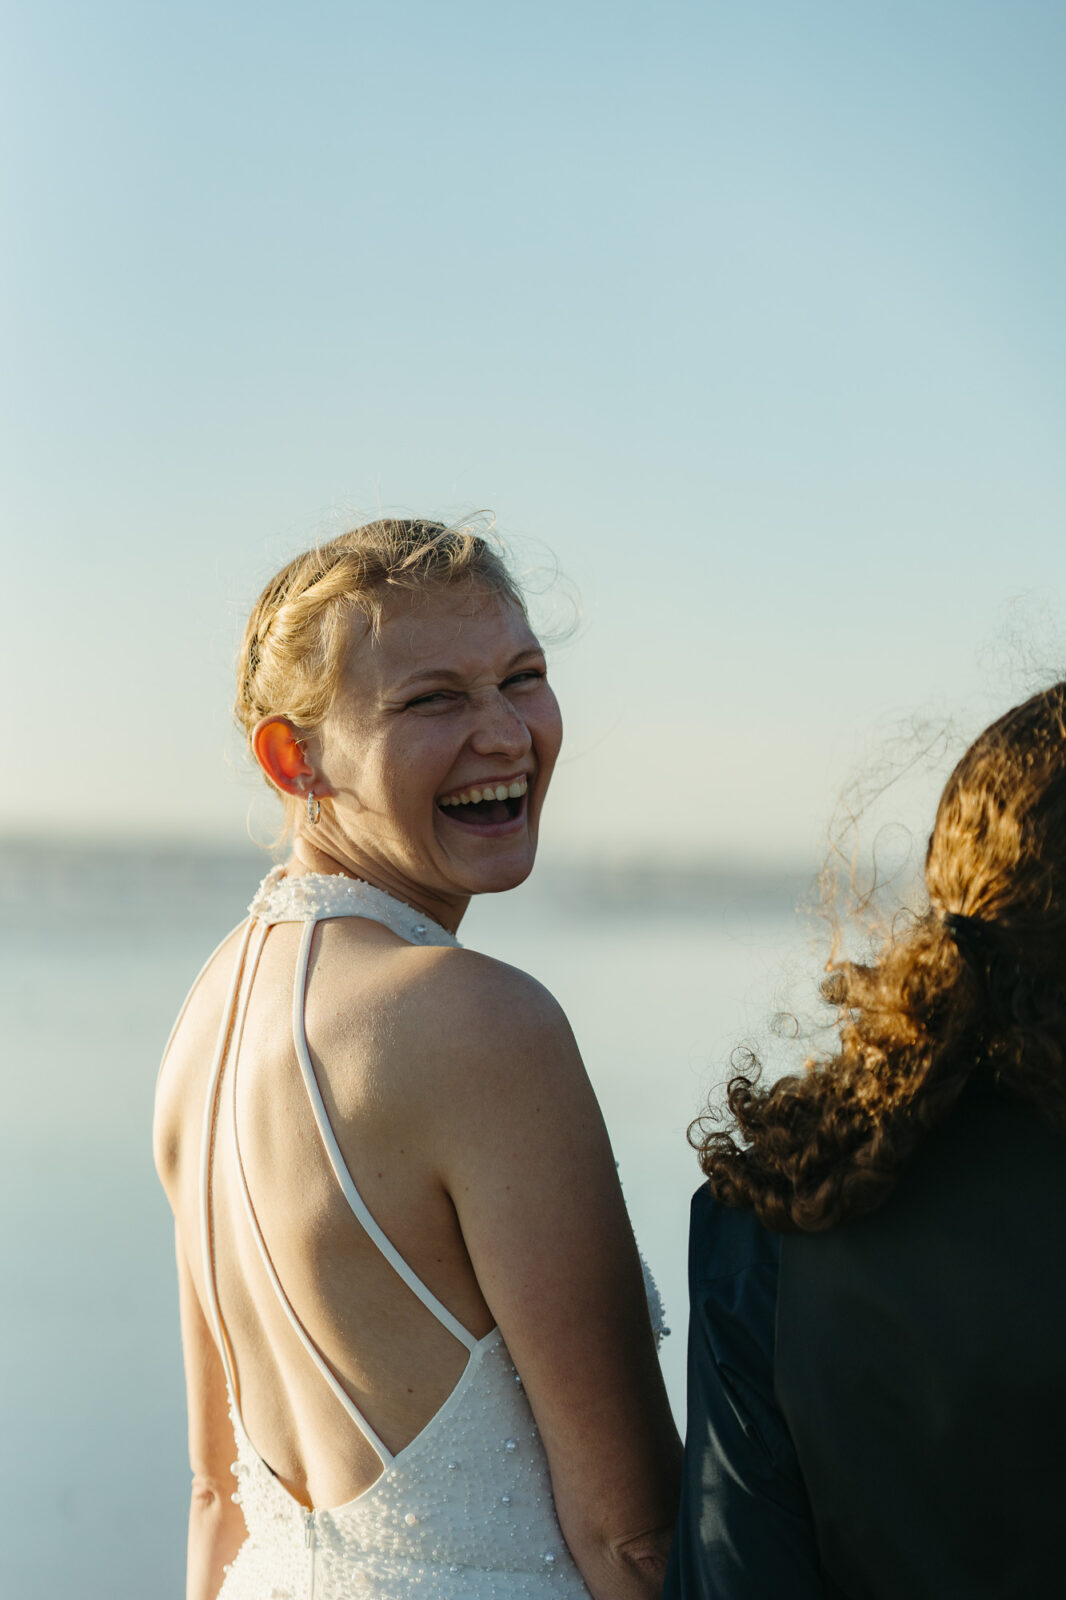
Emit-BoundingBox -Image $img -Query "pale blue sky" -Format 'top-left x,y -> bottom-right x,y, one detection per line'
4,0 -> 1064,864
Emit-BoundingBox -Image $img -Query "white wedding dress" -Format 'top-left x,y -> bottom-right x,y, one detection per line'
194,869 -> 665,1600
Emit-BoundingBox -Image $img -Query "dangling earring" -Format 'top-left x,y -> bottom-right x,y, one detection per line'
307,790 -> 321,826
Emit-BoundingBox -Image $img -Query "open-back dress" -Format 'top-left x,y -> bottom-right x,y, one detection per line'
185,868 -> 664,1600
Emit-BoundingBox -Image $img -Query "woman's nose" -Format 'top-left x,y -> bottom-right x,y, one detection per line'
469,689 -> 533,758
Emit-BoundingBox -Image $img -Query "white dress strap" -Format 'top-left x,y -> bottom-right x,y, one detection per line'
292,918 -> 480,1355
228,982 -> 394,1467
198,917 -> 260,1402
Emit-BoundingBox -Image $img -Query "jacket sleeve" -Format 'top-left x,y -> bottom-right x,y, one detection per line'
662,1187 -> 825,1600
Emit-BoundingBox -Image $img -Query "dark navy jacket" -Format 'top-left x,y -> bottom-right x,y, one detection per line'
663,1088 -> 1066,1600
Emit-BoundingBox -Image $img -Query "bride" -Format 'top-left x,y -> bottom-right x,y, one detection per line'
154,519 -> 680,1600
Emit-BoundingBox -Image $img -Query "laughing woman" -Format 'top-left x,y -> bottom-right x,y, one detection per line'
153,521 -> 680,1600
666,683 -> 1066,1600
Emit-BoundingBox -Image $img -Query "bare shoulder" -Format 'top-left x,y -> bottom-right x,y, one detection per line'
381,942 -> 579,1081
153,920 -> 250,1199
336,945 -> 598,1187
301,930 -> 585,1146
416,942 -> 566,1026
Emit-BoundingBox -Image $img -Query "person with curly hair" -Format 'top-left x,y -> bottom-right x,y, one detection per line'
664,683 -> 1066,1600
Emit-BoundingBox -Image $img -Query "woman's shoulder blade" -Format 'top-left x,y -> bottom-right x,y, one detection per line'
304,934 -> 581,1133
367,941 -> 571,1049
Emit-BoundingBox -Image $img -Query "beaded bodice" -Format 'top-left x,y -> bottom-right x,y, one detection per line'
202,871 -> 662,1600
224,1333 -> 586,1600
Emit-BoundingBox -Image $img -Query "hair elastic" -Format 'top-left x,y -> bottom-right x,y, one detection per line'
941,910 -> 995,971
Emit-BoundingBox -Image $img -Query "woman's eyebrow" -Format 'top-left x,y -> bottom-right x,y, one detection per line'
393,647 -> 543,693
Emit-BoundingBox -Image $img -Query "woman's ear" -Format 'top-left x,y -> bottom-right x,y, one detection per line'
252,717 -> 317,797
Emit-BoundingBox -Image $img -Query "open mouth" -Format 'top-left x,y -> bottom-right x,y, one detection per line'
437,775 -> 528,830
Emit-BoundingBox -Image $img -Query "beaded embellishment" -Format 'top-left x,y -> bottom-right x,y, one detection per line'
249,866 -> 461,947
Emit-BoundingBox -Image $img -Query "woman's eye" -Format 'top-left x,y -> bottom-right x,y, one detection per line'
405,691 -> 456,709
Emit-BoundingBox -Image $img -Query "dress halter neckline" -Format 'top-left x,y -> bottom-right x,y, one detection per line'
248,865 -> 461,947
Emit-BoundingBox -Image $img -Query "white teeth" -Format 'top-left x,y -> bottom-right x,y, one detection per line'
438,775 -> 529,808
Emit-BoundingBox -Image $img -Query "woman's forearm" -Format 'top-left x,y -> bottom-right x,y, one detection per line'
567,1514 -> 679,1600
186,1476 -> 246,1600
558,1420 -> 682,1600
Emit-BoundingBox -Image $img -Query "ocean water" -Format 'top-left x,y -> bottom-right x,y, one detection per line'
0,843 -> 817,1600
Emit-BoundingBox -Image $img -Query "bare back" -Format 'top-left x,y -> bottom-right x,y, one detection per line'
155,869 -> 679,1600
156,891 -> 497,1509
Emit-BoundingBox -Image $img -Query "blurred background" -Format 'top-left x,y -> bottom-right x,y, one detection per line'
2,1 -> 1064,1594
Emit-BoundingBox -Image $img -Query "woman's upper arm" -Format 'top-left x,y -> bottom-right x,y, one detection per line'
422,958 -> 681,1594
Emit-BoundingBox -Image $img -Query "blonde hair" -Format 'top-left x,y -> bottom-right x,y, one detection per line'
236,518 -> 525,818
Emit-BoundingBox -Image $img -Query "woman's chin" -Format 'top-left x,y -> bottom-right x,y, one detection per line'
466,851 -> 538,897
433,803 -> 543,895
479,858 -> 537,895
443,833 -> 540,898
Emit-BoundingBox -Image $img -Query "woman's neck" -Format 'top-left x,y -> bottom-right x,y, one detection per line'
287,834 -> 471,935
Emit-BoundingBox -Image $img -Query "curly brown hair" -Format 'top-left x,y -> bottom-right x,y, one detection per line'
693,682 -> 1066,1232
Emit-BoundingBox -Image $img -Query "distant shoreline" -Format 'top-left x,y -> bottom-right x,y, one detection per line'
0,834 -> 814,918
